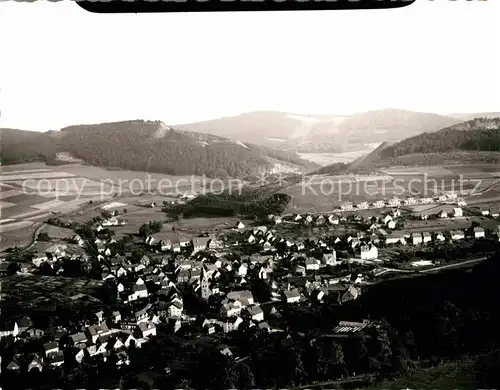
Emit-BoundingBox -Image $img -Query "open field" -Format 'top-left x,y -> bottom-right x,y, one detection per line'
405,204 -> 442,213
380,165 -> 456,177
174,217 -> 249,235
101,201 -> 128,210
298,144 -> 380,166
374,359 -> 478,390
0,164 -> 115,224
39,224 -> 75,240
57,164 -> 212,194
0,162 -> 217,251
149,217 -> 247,242
0,220 -> 35,233
401,215 -> 497,234
0,221 -> 38,250
0,274 -> 104,317
107,208 -> 168,235
283,164 -> 500,214
406,204 -> 458,215
0,200 -> 16,210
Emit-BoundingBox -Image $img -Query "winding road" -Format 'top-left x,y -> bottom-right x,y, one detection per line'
291,374 -> 374,390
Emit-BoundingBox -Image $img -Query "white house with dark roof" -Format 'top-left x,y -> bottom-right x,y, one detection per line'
411,233 -> 423,245
404,197 -> 418,206
159,240 -> 172,251
322,251 -> 339,266
70,332 -> 87,347
43,342 -> 59,356
357,201 -> 369,210
136,322 -> 156,338
386,232 -> 406,245
192,236 -> 211,253
474,227 -> 485,239
388,197 -> 401,207
283,289 -> 301,303
258,265 -> 273,279
246,305 -> 264,322
0,321 -> 19,339
305,258 -> 320,271
102,217 -> 119,227
341,202 -> 354,211
382,214 -> 392,224
167,301 -> 183,317
238,263 -> 248,277
87,322 -> 113,343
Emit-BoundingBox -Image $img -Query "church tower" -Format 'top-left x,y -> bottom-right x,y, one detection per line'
200,267 -> 212,300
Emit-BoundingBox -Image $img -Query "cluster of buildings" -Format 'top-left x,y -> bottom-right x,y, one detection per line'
1,214 -> 371,374
1,311 -> 156,371
4,189 -> 500,375
337,193 -> 465,212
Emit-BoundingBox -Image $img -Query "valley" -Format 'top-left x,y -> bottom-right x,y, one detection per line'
298,143 -> 381,166
2,113 -> 500,390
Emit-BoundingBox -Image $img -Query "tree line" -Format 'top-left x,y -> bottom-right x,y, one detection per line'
163,189 -> 291,220
380,117 -> 500,159
1,121 -> 313,178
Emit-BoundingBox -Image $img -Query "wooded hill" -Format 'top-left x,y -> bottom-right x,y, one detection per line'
312,117 -> 500,174
380,117 -> 500,159
176,109 -> 462,153
0,120 -> 318,178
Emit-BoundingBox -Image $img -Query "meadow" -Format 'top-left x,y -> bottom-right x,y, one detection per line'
298,144 -> 380,166
374,359 -> 478,390
0,162 -> 215,251
400,216 -> 493,235
283,164 -> 500,214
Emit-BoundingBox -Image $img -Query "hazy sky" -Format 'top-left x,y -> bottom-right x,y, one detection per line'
0,1 -> 498,131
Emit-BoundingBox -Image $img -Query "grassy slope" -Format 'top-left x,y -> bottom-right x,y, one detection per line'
373,359 -> 478,390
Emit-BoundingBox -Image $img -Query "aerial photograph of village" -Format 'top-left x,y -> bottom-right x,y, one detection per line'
1,0 -> 499,389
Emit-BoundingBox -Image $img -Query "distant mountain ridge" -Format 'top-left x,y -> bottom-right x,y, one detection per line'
0,120 -> 318,178
174,109 -> 464,153
309,117 -> 500,173
448,112 -> 500,121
